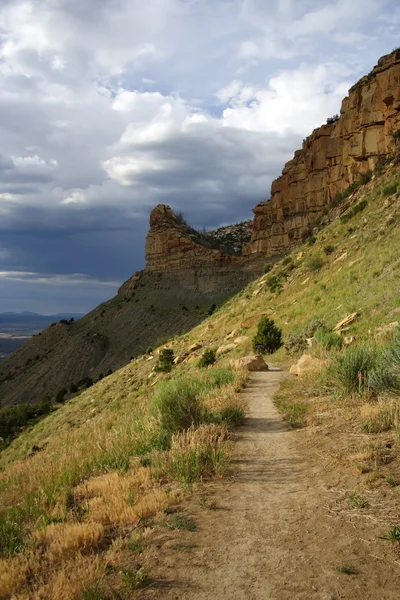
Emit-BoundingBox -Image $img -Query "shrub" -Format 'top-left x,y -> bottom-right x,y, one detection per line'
154,348 -> 175,373
152,375 -> 205,434
340,199 -> 368,224
56,388 -> 67,403
328,345 -> 378,396
359,170 -> 372,185
69,383 -> 78,394
0,401 -> 52,440
315,329 -> 343,351
382,182 -> 399,196
303,318 -> 327,338
207,303 -> 217,316
307,235 -> 317,246
266,275 -> 283,294
323,244 -> 335,255
264,263 -> 273,274
252,316 -> 283,354
326,114 -> 339,125
306,254 -> 325,272
284,333 -> 307,354
369,328 -> 400,395
198,349 -> 217,369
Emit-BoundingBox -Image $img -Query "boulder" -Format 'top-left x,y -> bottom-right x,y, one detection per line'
334,312 -> 358,331
188,343 -> 202,352
173,355 -> 187,365
344,335 -> 356,345
306,337 -> 318,347
234,336 -> 250,346
216,343 -> 237,357
289,354 -> 326,376
231,355 -> 269,372
225,330 -> 237,340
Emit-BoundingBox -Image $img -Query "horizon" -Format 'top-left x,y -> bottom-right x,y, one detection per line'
0,0 -> 399,313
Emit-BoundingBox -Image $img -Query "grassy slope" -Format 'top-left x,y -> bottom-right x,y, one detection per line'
1,162 -> 400,598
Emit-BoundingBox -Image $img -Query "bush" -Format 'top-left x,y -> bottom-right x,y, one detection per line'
328,345 -> 378,396
152,375 -> 205,434
207,303 -> 217,316
306,254 -> 325,272
340,199 -> 368,224
252,316 -> 283,354
0,401 -> 52,440
284,333 -> 307,354
55,388 -> 67,403
154,348 -> 175,373
264,263 -> 273,274
307,235 -> 317,246
198,349 -> 216,369
369,328 -> 400,395
303,318 -> 327,338
323,244 -> 335,255
382,182 -> 399,196
315,329 -> 343,351
266,275 -> 283,294
69,383 -> 78,394
326,114 -> 339,125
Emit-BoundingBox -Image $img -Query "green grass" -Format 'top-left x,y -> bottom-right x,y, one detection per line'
169,513 -> 198,532
152,375 -> 206,435
347,491 -> 369,509
381,525 -> 400,543
274,397 -> 308,428
328,346 -> 379,396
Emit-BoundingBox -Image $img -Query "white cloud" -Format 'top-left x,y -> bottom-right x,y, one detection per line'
0,0 -> 398,311
220,63 -> 353,135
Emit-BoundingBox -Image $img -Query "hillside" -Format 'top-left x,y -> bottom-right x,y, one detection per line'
0,49 -> 399,408
0,213 -> 259,407
1,158 -> 400,598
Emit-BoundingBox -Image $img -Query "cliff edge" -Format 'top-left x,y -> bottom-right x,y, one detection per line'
245,49 -> 400,258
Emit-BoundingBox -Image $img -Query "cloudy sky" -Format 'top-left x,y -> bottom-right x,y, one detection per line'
0,0 -> 398,313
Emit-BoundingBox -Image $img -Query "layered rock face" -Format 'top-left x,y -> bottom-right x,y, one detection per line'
245,50 -> 400,258
146,205 -> 262,294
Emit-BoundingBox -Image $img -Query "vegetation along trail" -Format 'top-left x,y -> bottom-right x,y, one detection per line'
144,370 -> 400,600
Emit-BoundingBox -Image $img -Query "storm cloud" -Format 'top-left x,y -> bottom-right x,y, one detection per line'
0,0 -> 399,312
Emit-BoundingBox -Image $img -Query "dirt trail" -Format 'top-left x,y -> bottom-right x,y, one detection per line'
144,370 -> 400,599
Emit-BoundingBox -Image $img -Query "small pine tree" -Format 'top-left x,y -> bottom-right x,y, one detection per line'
155,349 -> 175,373
252,317 -> 283,354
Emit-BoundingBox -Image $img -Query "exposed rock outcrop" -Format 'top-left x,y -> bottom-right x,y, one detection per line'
146,205 -> 262,294
245,50 -> 400,258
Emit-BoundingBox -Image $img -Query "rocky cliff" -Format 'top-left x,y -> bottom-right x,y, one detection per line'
146,205 -> 261,293
245,49 -> 400,258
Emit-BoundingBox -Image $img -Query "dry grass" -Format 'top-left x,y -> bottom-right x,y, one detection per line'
34,522 -> 105,560
1,163 -> 400,596
0,364 -> 244,597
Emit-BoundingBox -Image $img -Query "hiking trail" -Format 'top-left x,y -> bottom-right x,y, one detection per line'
143,370 -> 400,600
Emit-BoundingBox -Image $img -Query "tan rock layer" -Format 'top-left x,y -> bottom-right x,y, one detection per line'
244,50 -> 400,258
145,204 -> 263,293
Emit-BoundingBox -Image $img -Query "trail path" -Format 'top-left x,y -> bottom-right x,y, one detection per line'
144,370 -> 400,600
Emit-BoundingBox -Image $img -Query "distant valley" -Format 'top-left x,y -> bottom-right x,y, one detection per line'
0,312 -> 83,360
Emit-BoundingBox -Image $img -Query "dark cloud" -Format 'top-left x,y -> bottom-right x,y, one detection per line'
0,0 -> 398,312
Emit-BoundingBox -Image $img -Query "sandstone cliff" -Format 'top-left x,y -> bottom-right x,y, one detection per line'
146,205 -> 260,293
245,49 -> 400,258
